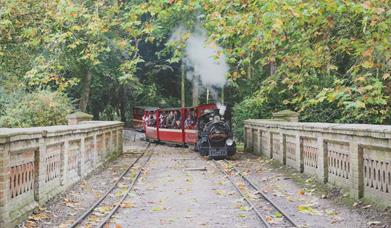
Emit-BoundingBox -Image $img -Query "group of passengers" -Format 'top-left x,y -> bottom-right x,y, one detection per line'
144,110 -> 196,129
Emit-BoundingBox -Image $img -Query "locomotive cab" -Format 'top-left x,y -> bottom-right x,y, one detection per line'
196,109 -> 236,158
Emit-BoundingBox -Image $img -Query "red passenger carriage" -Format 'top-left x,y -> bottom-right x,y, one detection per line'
143,104 -> 217,145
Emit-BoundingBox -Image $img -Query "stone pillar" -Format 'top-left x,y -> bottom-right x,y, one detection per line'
117,128 -> 123,155
102,132 -> 107,158
60,139 -> 69,187
93,133 -> 97,167
247,126 -> 254,153
281,133 -> 286,165
296,135 -> 304,172
255,129 -> 262,155
67,112 -> 93,125
109,131 -> 113,154
0,137 -> 10,227
272,110 -> 299,122
243,126 -> 248,152
317,137 -> 328,183
265,131 -> 272,158
35,133 -> 47,204
78,136 -> 85,177
350,142 -> 363,199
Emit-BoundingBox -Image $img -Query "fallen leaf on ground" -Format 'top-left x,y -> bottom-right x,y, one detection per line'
115,188 -> 128,197
238,214 -> 247,218
215,189 -> 226,196
297,205 -> 320,215
58,223 -> 70,228
362,205 -> 372,209
120,201 -> 136,208
29,212 -> 50,221
239,206 -> 250,211
237,183 -> 246,190
64,198 -> 79,208
297,189 -> 305,195
265,216 -> 274,223
325,209 -> 338,216
152,207 -> 162,212
274,212 -> 282,218
96,206 -> 112,214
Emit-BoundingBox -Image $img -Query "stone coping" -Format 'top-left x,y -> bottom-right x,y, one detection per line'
244,119 -> 391,139
0,121 -> 124,142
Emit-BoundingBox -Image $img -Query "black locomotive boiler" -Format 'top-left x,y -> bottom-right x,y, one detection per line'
195,109 -> 236,158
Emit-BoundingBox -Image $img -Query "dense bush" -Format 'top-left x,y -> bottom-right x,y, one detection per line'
0,90 -> 75,128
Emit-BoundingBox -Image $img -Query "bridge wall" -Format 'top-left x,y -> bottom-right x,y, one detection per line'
0,121 -> 124,227
244,120 -> 391,206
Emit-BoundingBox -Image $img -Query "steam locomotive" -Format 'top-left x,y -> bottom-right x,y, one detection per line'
196,109 -> 236,158
142,103 -> 236,158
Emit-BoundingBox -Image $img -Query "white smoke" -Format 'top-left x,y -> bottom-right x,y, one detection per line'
170,25 -> 229,95
217,102 -> 226,116
170,25 -> 229,115
184,26 -> 229,88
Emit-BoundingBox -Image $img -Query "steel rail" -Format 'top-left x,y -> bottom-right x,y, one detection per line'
213,160 -> 271,228
223,159 -> 299,227
70,143 -> 151,228
97,148 -> 154,228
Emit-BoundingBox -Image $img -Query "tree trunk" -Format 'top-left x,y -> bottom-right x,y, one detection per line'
79,70 -> 92,112
181,61 -> 186,108
270,62 -> 277,76
120,85 -> 129,124
192,74 -> 199,106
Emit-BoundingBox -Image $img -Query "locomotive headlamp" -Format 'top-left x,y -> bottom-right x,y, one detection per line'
226,138 -> 234,146
214,116 -> 221,122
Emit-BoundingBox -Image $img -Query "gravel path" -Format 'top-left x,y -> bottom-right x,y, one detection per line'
21,140 -> 391,228
111,146 -> 260,227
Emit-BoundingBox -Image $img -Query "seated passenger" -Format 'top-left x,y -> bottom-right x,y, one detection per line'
159,112 -> 163,128
184,114 -> 194,129
166,111 -> 175,128
149,114 -> 155,127
174,111 -> 181,128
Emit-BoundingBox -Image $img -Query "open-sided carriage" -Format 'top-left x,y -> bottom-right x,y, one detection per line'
132,106 -> 158,131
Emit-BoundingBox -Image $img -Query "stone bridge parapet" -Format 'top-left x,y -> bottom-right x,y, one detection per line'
0,121 -> 124,227
244,120 -> 391,206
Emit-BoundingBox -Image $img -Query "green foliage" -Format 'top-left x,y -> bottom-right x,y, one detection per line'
0,90 -> 74,128
1,0 -> 390,132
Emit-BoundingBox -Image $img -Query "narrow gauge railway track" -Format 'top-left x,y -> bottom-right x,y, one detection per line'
213,159 -> 299,228
70,143 -> 154,228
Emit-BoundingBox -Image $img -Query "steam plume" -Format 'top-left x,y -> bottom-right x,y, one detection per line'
170,25 -> 229,113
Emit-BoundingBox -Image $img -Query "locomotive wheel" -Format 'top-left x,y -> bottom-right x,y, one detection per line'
200,150 -> 208,156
